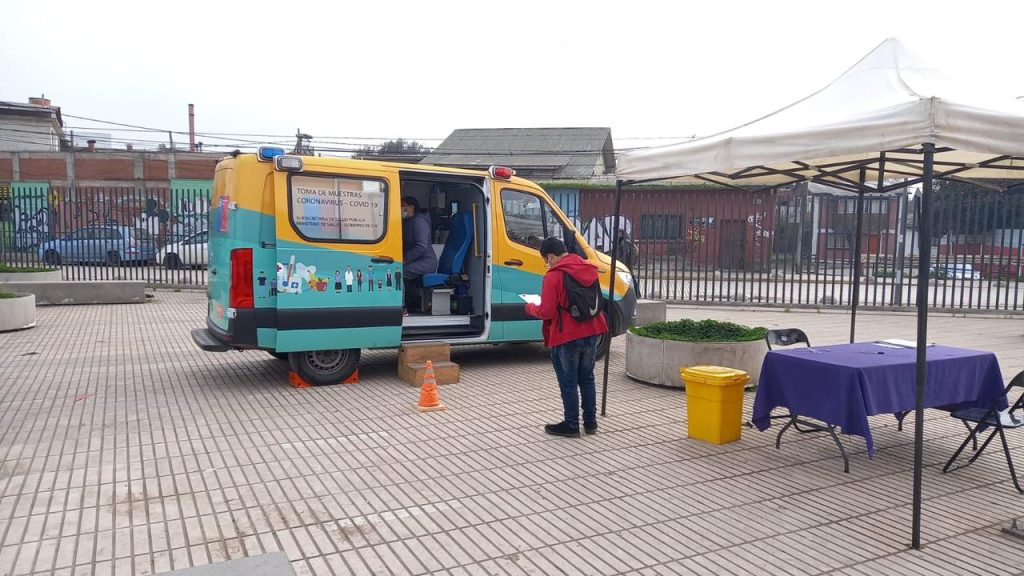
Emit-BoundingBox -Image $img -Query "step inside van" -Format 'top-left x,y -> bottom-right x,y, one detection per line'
191,147 -> 636,384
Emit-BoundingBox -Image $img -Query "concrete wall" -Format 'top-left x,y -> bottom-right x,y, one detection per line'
0,117 -> 61,152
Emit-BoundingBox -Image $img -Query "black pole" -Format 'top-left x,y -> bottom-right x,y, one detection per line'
600,180 -> 625,416
850,168 -> 867,343
911,143 -> 935,550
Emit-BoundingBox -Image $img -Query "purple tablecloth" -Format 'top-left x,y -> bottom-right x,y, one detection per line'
752,343 -> 1006,455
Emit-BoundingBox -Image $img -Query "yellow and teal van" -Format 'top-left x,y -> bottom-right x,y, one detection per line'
191,147 -> 636,384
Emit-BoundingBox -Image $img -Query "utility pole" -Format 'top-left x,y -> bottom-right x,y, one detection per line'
293,130 -> 314,156
188,104 -> 196,152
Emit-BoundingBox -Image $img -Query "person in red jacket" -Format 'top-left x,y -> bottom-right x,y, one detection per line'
525,237 -> 609,437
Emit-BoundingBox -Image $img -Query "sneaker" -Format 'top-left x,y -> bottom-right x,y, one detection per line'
544,422 -> 580,438
584,421 -> 598,435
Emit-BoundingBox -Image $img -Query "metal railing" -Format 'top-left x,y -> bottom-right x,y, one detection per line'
572,187 -> 1024,311
3,182 -> 1023,311
1,184 -> 209,285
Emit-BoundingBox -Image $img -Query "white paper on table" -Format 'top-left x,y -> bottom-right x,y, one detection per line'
518,294 -> 541,306
876,339 -> 934,348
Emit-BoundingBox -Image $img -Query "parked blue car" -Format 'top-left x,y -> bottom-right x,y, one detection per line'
38,226 -> 157,266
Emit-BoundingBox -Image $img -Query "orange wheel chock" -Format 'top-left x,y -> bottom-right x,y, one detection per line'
288,371 -> 313,389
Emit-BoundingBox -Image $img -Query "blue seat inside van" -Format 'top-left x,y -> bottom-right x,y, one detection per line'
423,211 -> 474,288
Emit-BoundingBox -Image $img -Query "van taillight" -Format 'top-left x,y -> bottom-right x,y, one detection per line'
229,248 -> 254,309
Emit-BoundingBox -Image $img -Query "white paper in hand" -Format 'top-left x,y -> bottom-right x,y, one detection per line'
518,294 -> 541,306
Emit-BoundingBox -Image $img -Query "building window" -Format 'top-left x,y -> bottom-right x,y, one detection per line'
837,198 -> 889,214
639,214 -> 683,240
825,232 -> 851,249
288,174 -> 387,242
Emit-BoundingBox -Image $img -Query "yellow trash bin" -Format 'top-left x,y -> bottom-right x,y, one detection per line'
680,365 -> 750,444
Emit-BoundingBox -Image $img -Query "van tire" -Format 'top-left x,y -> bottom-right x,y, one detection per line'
288,349 -> 360,385
164,254 -> 182,269
595,333 -> 608,360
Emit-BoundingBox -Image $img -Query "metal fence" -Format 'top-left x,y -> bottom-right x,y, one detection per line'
574,186 -> 1024,311
1,183 -> 210,285
3,182 -> 1023,311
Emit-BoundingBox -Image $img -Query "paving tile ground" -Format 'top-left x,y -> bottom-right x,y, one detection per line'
1,289 -> 1023,575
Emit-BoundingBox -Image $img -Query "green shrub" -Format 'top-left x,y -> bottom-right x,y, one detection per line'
631,319 -> 767,342
0,292 -> 18,299
0,264 -> 58,273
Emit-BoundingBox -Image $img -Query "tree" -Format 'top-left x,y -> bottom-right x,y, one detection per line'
353,139 -> 428,161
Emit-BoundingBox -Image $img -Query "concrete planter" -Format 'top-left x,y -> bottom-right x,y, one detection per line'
0,293 -> 37,331
625,330 -> 766,388
0,270 -> 61,282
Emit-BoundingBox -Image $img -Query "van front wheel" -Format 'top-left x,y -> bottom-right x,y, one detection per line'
288,349 -> 360,385
595,333 -> 608,360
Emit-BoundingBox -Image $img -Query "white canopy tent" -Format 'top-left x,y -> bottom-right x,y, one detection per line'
618,38 -> 1024,187
603,38 -> 1024,549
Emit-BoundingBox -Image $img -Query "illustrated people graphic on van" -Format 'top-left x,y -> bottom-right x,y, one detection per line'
356,269 -> 363,291
256,271 -> 270,298
344,265 -> 354,293
386,269 -> 393,290
401,196 -> 437,312
367,265 -> 375,291
394,268 -> 402,291
334,270 -> 342,293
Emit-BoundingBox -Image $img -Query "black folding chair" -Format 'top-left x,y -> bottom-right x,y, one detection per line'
753,329 -> 812,426
942,370 -> 1024,493
761,328 -> 852,473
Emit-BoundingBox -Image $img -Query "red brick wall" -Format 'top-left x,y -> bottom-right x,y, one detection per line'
0,152 -> 220,183
174,157 -> 219,179
19,157 -> 68,180
144,159 -> 169,180
75,157 -> 134,180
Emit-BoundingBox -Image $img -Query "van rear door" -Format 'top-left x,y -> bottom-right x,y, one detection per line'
273,167 -> 403,352
206,164 -> 234,335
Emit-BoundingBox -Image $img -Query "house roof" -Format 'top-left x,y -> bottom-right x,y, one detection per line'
421,127 -> 615,180
0,100 -> 63,127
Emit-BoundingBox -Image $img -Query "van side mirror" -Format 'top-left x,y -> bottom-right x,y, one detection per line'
563,225 -> 585,258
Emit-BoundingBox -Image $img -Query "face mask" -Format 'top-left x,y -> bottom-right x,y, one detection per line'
402,206 -> 412,219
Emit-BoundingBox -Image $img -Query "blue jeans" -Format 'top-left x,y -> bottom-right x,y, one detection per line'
551,335 -> 599,428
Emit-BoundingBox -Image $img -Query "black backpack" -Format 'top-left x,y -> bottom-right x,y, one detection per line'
558,271 -> 602,331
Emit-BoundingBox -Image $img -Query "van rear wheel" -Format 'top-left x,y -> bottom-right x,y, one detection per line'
288,349 -> 360,385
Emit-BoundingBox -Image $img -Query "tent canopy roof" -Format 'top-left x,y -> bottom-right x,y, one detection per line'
617,39 -> 1024,191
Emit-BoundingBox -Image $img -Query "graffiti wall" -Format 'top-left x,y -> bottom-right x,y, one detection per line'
1,182 -> 52,250
44,181 -> 212,246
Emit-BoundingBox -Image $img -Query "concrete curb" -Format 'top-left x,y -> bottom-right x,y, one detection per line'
625,330 -> 765,388
0,293 -> 36,331
0,281 -> 146,305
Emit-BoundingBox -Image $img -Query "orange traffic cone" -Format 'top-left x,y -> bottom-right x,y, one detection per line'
416,360 -> 447,412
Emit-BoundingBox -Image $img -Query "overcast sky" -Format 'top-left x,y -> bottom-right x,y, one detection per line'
3,0 -> 1023,154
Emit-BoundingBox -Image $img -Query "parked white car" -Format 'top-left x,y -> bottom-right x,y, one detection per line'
930,263 -> 982,280
159,231 -> 208,269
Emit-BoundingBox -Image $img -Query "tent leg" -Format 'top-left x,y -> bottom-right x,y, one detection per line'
911,143 -> 935,550
600,180 -> 625,417
850,169 -> 867,343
